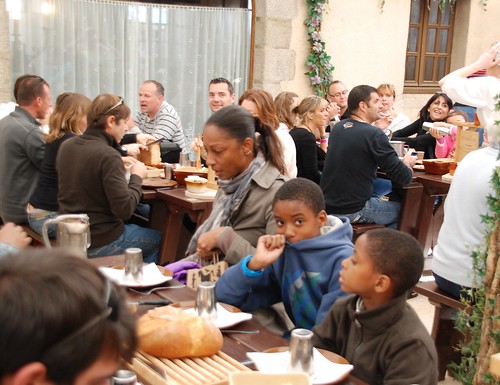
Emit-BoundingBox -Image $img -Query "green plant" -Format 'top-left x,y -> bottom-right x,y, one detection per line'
451,95 -> 500,384
304,0 -> 334,98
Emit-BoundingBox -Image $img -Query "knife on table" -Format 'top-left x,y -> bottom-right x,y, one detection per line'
129,299 -> 172,306
145,138 -> 164,147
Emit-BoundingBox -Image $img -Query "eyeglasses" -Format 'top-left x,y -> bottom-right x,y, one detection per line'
41,277 -> 115,362
328,90 -> 349,99
103,96 -> 124,116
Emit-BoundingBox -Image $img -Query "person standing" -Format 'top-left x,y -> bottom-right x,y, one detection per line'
57,94 -> 161,262
0,75 -> 51,224
135,80 -> 188,153
320,85 -> 415,228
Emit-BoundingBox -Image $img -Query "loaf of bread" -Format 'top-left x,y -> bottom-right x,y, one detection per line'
137,142 -> 162,166
137,305 -> 223,358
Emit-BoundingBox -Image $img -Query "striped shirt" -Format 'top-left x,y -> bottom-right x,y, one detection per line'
135,101 -> 188,152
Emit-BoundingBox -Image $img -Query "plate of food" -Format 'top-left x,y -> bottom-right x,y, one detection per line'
247,347 -> 353,385
99,263 -> 172,287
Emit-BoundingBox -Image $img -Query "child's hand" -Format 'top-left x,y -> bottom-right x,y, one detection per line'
249,234 -> 286,270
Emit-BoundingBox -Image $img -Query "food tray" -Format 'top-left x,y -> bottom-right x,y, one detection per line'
130,350 -> 251,385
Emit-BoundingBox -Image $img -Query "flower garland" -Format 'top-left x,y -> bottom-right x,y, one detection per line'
304,0 -> 333,98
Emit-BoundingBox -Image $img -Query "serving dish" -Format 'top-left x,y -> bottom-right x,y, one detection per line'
422,158 -> 454,175
174,166 -> 209,185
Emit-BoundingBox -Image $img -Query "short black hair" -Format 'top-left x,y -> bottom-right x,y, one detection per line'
347,84 -> 378,113
273,178 -> 325,215
363,228 -> 423,297
209,77 -> 234,95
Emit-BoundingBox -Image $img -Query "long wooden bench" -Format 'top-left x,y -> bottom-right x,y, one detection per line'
414,280 -> 470,380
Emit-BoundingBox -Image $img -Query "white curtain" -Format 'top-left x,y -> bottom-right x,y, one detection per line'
7,0 -> 251,143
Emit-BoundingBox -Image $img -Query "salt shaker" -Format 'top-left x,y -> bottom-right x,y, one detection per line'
111,370 -> 137,385
195,282 -> 217,322
288,328 -> 315,376
124,248 -> 143,282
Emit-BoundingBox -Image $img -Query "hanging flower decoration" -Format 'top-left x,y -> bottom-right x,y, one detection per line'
304,0 -> 334,98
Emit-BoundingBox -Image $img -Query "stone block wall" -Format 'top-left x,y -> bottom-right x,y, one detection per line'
0,0 -> 12,103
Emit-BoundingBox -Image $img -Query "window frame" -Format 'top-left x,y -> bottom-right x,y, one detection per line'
404,0 -> 455,94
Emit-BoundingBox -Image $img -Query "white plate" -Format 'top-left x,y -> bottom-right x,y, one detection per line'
99,263 -> 172,288
247,349 -> 353,385
185,303 -> 252,329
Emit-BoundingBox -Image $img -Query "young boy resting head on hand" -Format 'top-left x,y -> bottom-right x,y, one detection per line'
312,228 -> 438,385
216,178 -> 354,330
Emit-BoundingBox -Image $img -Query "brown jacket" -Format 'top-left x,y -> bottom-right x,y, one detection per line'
216,161 -> 287,265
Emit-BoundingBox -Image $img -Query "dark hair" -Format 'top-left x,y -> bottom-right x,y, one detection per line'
239,89 -> 280,130
209,77 -> 234,95
418,92 -> 453,122
363,228 -> 423,297
13,74 -> 38,102
143,80 -> 165,96
205,105 -> 286,174
446,109 -> 469,122
0,249 -> 137,383
347,85 -> 378,113
273,178 -> 325,215
88,94 -> 131,130
274,91 -> 299,129
15,75 -> 50,106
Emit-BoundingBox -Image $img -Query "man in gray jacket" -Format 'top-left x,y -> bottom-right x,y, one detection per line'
0,75 -> 51,223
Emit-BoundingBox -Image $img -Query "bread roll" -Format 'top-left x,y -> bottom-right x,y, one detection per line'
137,305 -> 223,358
137,142 -> 162,166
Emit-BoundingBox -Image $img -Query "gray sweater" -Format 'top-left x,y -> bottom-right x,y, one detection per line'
0,107 -> 45,223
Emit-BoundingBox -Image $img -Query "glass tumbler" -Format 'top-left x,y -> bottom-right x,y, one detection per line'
195,282 -> 218,322
124,248 -> 143,282
288,328 -> 315,376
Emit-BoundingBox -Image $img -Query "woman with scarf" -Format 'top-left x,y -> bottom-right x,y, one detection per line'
185,105 -> 287,266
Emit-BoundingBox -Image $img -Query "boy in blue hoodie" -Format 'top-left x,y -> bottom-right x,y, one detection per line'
216,178 -> 354,330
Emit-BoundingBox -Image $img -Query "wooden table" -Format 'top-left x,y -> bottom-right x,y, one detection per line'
414,173 -> 451,249
155,188 -> 214,264
141,186 -> 215,265
90,256 -> 368,385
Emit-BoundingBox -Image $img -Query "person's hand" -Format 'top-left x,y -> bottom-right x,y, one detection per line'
0,223 -> 31,250
196,227 -> 225,259
122,156 -> 139,168
123,143 -> 146,156
429,127 -> 444,140
326,102 -> 340,120
136,133 -> 156,145
130,160 -> 148,179
248,234 -> 285,271
190,136 -> 205,154
402,150 -> 417,169
475,42 -> 500,70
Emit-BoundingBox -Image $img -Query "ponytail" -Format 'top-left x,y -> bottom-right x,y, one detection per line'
254,117 -> 286,174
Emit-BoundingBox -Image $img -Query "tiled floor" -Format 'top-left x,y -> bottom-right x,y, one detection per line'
409,285 -> 460,384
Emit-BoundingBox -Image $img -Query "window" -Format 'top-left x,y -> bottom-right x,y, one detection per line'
404,0 -> 455,92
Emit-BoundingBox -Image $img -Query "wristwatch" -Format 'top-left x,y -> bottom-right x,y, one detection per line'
119,146 -> 128,156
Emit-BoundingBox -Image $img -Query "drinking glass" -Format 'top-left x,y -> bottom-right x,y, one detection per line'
196,282 -> 218,322
288,328 -> 314,376
124,248 -> 143,282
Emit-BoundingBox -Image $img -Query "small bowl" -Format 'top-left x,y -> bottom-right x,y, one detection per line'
422,159 -> 454,175
173,167 -> 208,185
185,176 -> 208,193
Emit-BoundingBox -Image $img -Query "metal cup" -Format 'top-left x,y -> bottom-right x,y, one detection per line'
111,370 -> 137,385
179,152 -> 190,167
163,163 -> 173,180
288,328 -> 314,376
195,282 -> 217,322
124,248 -> 143,282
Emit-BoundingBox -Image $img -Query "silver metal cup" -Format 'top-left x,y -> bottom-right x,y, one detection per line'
195,282 -> 217,322
111,370 -> 137,385
163,163 -> 173,180
288,328 -> 315,376
124,248 -> 143,282
179,152 -> 190,167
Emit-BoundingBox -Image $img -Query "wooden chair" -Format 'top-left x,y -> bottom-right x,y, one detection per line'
414,281 -> 471,380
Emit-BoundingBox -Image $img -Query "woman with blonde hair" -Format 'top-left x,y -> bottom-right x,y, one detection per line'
373,83 -> 410,135
274,91 -> 299,130
289,96 -> 329,183
239,89 -> 296,177
27,92 -> 91,236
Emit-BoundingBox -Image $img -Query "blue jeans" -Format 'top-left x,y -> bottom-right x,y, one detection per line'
335,197 -> 401,229
87,224 -> 161,263
372,178 -> 393,198
433,273 -> 475,303
27,210 -> 58,238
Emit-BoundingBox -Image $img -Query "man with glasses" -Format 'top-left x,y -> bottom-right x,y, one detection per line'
135,80 -> 188,154
326,81 -> 350,121
0,75 -> 51,224
0,248 -> 137,385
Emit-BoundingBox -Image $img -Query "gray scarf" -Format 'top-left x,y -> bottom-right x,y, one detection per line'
185,155 -> 265,258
